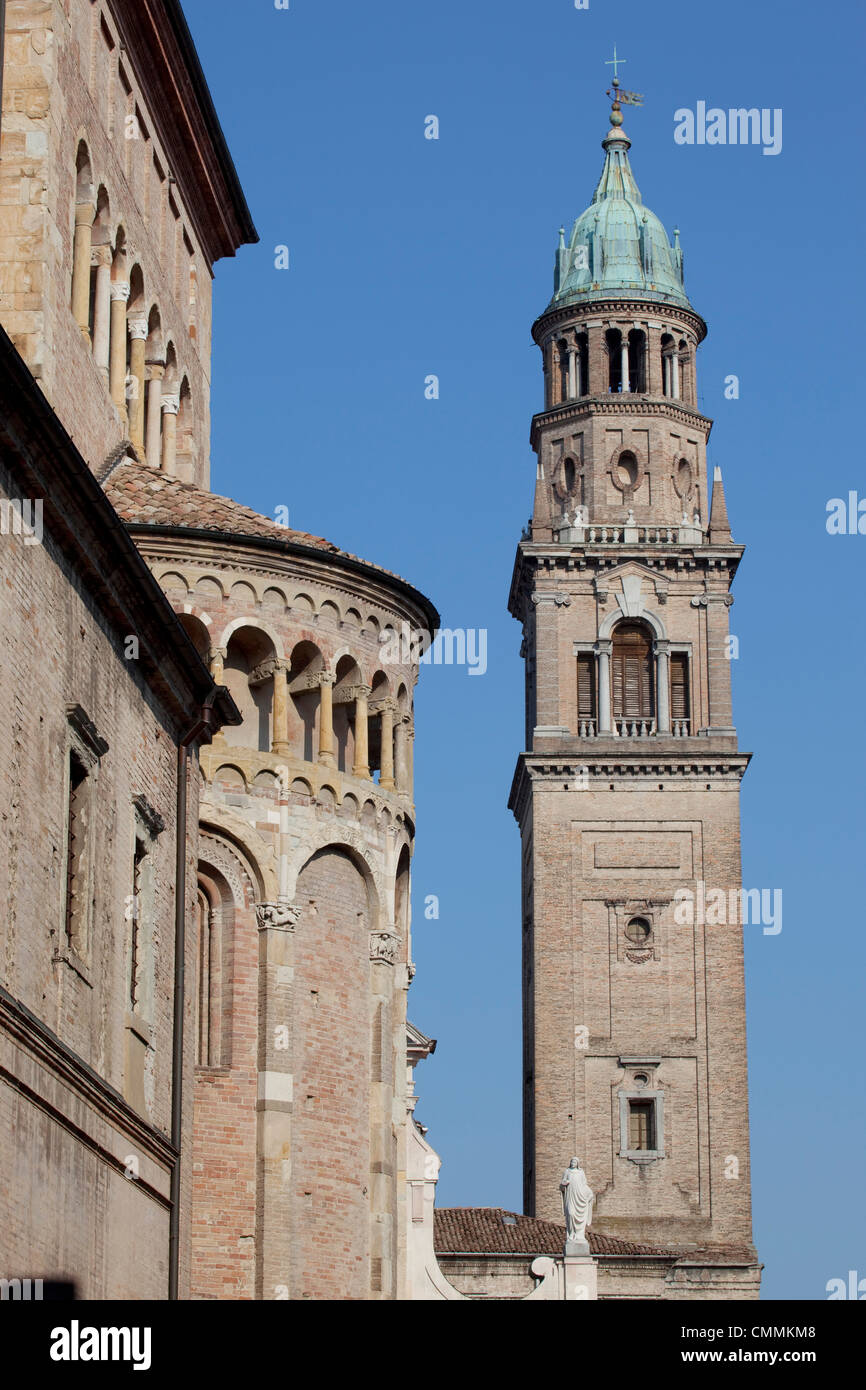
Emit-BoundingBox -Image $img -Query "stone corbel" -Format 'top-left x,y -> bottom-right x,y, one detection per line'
132,794 -> 166,839
256,902 -> 302,931
369,931 -> 400,964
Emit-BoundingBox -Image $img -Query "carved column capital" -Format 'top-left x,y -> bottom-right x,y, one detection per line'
161,393 -> 180,415
110,281 -> 130,303
368,696 -> 396,715
127,317 -> 148,341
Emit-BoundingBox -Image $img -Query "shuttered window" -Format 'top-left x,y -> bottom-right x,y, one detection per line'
577,653 -> 596,720
612,623 -> 654,720
628,1099 -> 656,1151
670,652 -> 689,721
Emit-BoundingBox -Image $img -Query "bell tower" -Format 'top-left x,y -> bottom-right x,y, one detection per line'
508,78 -> 759,1271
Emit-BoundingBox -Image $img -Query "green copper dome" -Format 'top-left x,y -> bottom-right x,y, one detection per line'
550,119 -> 691,312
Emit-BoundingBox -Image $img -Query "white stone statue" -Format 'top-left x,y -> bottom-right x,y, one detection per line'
560,1157 -> 594,1250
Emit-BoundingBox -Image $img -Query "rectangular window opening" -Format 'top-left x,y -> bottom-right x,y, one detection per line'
64,750 -> 89,948
129,837 -> 147,1010
628,1099 -> 657,1151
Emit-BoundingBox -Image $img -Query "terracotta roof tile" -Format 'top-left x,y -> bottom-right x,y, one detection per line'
102,460 -> 413,586
433,1208 -> 674,1259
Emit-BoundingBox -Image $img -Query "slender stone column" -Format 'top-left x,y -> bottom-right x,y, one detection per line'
209,647 -> 226,684
567,349 -> 577,400
395,715 -> 409,791
595,640 -> 613,735
368,927 -> 399,1299
92,247 -> 112,377
109,282 -> 130,414
620,337 -> 630,393
145,363 -> 164,469
127,317 -> 148,452
271,662 -> 290,756
317,673 -> 336,767
377,701 -> 395,790
654,640 -> 671,734
161,394 -> 179,474
663,353 -> 671,397
254,898 -> 301,1298
72,201 -> 95,339
671,350 -> 680,399
352,685 -> 371,779
406,724 -> 414,791
209,648 -> 227,742
575,347 -> 583,398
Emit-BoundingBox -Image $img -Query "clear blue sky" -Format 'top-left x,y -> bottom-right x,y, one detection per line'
183,0 -> 866,1300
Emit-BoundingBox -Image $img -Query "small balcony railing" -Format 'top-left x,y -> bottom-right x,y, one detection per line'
584,525 -> 684,545
614,716 -> 656,738
576,717 -> 692,738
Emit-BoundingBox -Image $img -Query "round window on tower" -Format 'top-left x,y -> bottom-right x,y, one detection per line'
616,451 -> 638,489
625,916 -> 651,944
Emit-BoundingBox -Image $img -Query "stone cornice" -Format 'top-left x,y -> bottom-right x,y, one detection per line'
530,396 -> 712,450
130,528 -> 440,636
508,749 -> 751,824
507,544 -> 743,621
109,0 -> 258,262
531,297 -> 707,345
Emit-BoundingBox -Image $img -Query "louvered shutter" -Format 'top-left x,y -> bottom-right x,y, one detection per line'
577,654 -> 596,720
612,624 -> 653,719
670,653 -> 689,721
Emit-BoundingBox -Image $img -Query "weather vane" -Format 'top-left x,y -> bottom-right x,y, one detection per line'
604,45 -> 644,109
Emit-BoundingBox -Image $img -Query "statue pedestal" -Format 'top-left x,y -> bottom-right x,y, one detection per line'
563,1254 -> 598,1301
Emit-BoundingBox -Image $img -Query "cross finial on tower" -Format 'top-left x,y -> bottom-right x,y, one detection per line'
605,44 -> 626,81
604,46 -> 644,118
